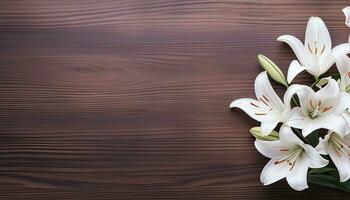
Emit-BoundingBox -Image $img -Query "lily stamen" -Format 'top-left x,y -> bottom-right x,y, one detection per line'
250,102 -> 259,108
309,103 -> 320,118
308,99 -> 333,118
255,113 -> 267,115
259,97 -> 269,107
332,136 -> 350,153
308,43 -> 313,54
263,95 -> 270,102
274,147 -> 303,171
328,135 -> 350,158
287,149 -> 303,171
279,149 -> 289,151
309,99 -> 314,108
330,141 -> 342,157
320,44 -> 326,54
322,106 -> 333,113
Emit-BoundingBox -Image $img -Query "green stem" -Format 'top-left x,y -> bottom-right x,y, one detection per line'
292,96 -> 299,107
311,76 -> 320,88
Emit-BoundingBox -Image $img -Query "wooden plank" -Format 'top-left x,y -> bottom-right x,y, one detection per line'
0,0 -> 349,199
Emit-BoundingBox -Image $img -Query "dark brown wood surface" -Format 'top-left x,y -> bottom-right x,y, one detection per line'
1,0 -> 350,199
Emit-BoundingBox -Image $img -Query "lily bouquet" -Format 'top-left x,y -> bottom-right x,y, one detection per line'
230,7 -> 350,192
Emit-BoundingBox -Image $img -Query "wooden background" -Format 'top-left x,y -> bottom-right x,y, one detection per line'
0,0 -> 350,199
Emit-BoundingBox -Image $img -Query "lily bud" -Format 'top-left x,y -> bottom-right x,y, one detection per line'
258,54 -> 288,87
250,127 -> 279,141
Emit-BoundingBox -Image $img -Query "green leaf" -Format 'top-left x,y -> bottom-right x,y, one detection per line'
306,131 -> 319,147
250,127 -> 279,141
330,73 -> 341,80
308,174 -> 350,192
257,54 -> 288,87
309,167 -> 337,175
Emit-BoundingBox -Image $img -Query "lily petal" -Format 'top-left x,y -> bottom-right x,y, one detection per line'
300,114 -> 348,137
283,84 -> 304,110
343,6 -> 350,28
286,154 -> 309,191
315,135 -> 329,155
319,114 -> 349,137
332,43 -> 350,56
295,86 -> 316,116
341,112 -> 350,131
333,51 -> 350,75
333,92 -> 350,114
302,118 -> 323,137
319,54 -> 334,75
314,76 -> 339,101
344,6 -> 350,44
254,139 -> 294,158
328,141 -> 350,182
279,125 -> 303,145
285,107 -> 305,129
304,17 -> 331,58
229,98 -> 277,122
260,159 -> 290,186
316,133 -> 350,182
303,144 -> 329,168
327,44 -> 350,75
287,60 -> 307,83
255,72 -> 285,112
261,121 -> 279,136
277,35 -> 310,66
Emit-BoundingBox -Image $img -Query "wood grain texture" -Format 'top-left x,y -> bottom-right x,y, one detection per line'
0,0 -> 350,199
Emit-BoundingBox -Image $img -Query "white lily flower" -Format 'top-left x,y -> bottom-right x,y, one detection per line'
278,16 -> 350,83
286,78 -> 350,137
332,52 -> 350,129
316,132 -> 350,182
230,72 -> 300,136
255,125 -> 328,191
